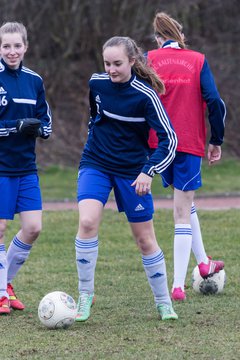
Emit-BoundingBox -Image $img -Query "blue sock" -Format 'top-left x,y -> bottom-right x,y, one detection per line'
75,236 -> 98,294
142,249 -> 171,306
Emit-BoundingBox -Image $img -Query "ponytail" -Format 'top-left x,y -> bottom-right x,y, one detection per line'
153,12 -> 186,49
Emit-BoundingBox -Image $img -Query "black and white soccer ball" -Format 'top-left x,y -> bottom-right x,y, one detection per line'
38,291 -> 77,329
191,266 -> 226,295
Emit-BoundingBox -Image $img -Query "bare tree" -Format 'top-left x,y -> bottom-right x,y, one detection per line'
0,0 -> 239,166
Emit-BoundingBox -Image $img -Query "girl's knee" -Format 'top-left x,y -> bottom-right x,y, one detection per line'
79,216 -> 97,235
0,219 -> 7,239
22,223 -> 42,241
135,234 -> 156,254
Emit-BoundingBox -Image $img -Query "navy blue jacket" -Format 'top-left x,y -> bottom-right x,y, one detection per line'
0,59 -> 52,176
80,72 -> 177,178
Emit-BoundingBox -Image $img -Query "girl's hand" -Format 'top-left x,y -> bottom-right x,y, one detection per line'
131,172 -> 152,196
208,144 -> 221,166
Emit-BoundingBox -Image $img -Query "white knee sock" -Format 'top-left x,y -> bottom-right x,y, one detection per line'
0,244 -> 8,298
75,236 -> 98,294
142,248 -> 171,306
173,224 -> 192,290
191,204 -> 208,264
6,236 -> 32,283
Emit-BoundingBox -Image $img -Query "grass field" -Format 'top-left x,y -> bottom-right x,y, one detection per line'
39,157 -> 240,201
2,208 -> 240,360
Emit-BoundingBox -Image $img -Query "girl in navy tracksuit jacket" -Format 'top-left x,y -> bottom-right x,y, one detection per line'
75,36 -> 178,323
0,22 -> 52,314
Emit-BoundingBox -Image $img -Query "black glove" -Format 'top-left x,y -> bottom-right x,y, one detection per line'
16,118 -> 41,135
31,127 -> 43,138
36,127 -> 43,137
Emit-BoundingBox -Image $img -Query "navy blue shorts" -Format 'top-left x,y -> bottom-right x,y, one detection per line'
0,174 -> 42,220
161,153 -> 202,191
77,168 -> 154,223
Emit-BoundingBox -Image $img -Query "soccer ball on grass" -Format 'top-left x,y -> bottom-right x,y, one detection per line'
191,266 -> 226,295
38,291 -> 77,329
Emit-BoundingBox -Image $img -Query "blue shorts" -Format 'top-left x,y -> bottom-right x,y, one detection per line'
77,168 -> 154,223
161,153 -> 202,191
0,174 -> 42,220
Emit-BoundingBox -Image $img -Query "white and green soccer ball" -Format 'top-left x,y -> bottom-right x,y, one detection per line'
191,266 -> 226,295
38,291 -> 77,329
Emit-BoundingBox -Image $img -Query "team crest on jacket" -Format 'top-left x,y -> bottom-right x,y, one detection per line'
0,63 -> 5,72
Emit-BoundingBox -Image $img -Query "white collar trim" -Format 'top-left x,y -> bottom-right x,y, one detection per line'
163,42 -> 181,49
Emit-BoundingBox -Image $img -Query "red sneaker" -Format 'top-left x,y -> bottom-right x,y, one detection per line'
171,287 -> 186,301
7,283 -> 25,310
198,256 -> 224,279
0,296 -> 11,315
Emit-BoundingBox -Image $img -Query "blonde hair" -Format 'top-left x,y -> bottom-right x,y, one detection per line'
153,12 -> 186,49
0,22 -> 28,46
103,36 -> 165,94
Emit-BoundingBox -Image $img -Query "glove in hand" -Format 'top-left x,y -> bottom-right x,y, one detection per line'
17,118 -> 41,135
